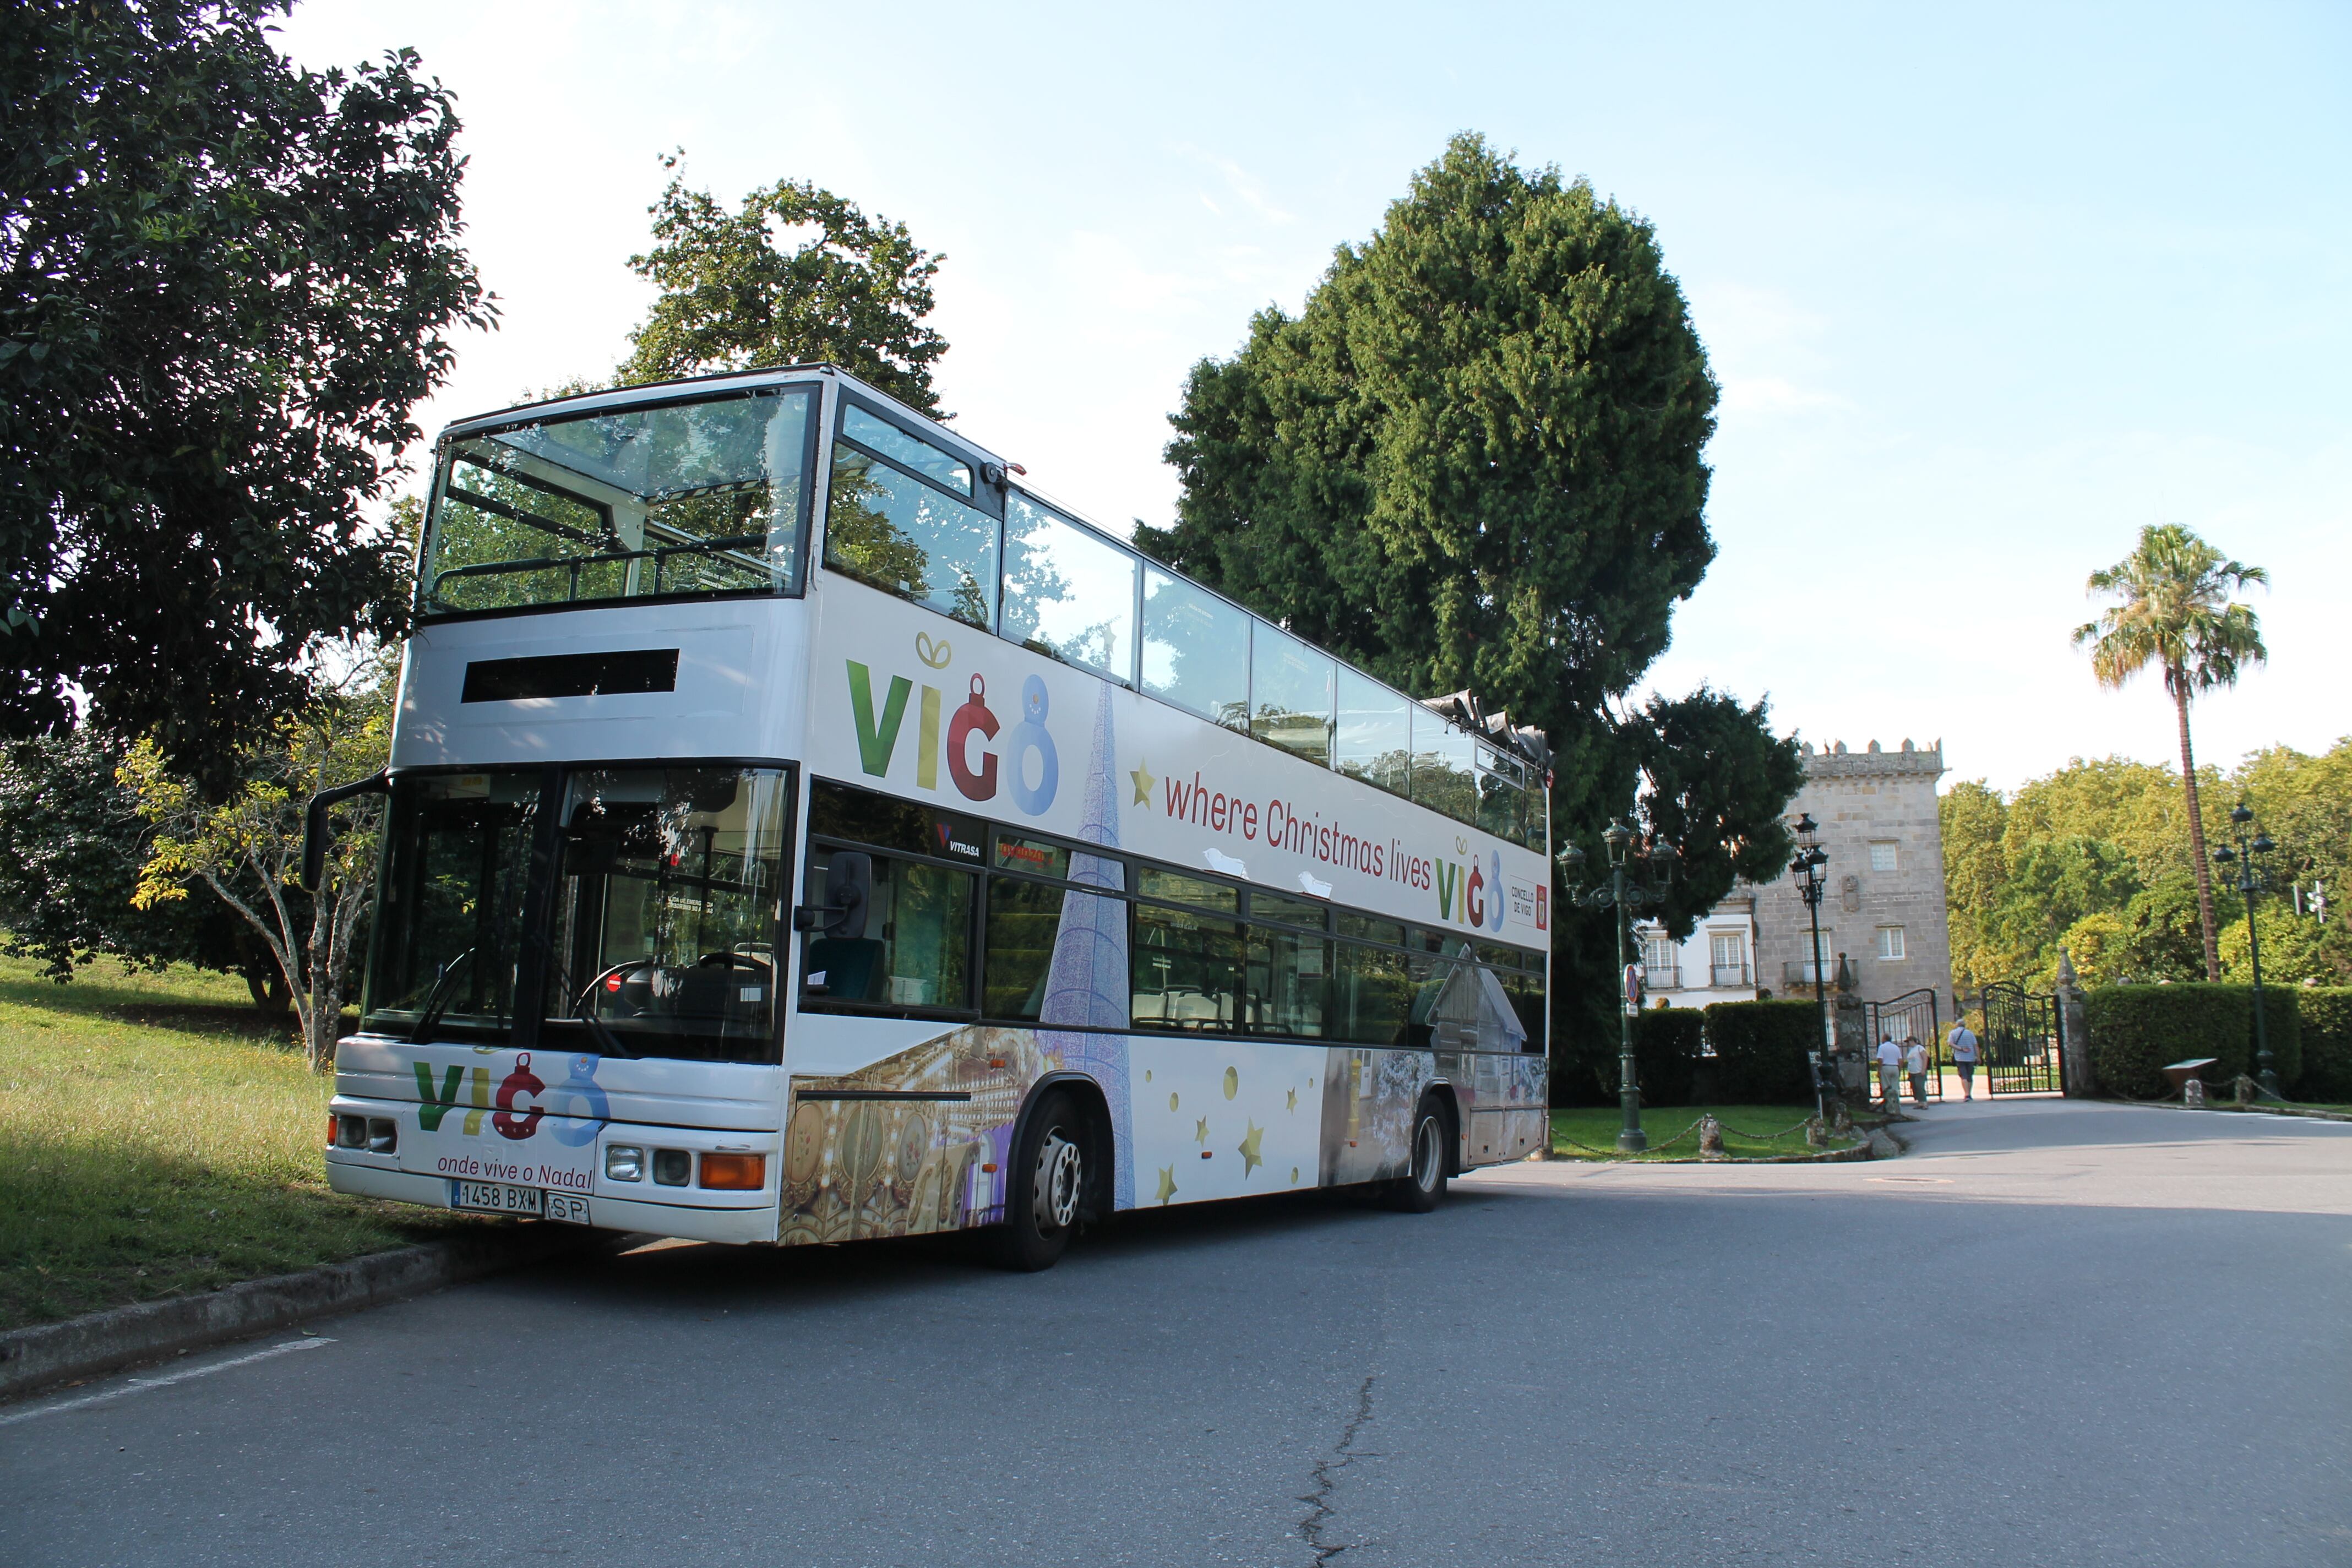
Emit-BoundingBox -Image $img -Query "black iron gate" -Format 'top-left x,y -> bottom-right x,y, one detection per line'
1868,988 -> 1943,1101
1979,981 -> 2063,1094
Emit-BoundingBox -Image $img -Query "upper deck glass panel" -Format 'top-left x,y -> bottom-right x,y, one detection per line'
420,386 -> 817,614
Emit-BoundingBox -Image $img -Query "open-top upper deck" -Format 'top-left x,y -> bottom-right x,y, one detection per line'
418,365 -> 1549,853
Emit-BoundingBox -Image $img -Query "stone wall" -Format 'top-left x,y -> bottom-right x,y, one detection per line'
1755,739 -> 1953,1008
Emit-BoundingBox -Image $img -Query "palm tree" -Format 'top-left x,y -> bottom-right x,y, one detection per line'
2073,524 -> 2267,979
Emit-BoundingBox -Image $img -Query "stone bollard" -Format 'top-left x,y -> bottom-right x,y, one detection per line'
2184,1078 -> 2207,1109
2236,1075 -> 2257,1108
1698,1115 -> 1725,1159
1830,1099 -> 1853,1137
1804,1116 -> 1827,1148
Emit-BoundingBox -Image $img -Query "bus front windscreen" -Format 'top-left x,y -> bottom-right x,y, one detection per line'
364,765 -> 793,1064
421,386 -> 817,615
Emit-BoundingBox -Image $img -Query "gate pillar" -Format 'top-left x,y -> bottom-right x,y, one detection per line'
1832,953 -> 1870,1099
2055,948 -> 2095,1097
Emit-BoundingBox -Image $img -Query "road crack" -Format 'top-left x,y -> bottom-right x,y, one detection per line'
1299,1373 -> 1377,1565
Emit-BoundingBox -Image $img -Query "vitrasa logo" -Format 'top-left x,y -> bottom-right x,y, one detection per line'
846,633 -> 1060,815
413,1052 -> 607,1146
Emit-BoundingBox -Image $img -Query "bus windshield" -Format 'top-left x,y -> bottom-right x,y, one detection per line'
363,764 -> 793,1063
420,386 -> 817,615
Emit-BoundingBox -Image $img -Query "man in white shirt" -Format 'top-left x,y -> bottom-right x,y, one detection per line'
1950,1022 -> 1980,1101
1905,1039 -> 1930,1107
1875,1033 -> 1904,1112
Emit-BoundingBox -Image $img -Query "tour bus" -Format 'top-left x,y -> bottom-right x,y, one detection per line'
318,364 -> 1553,1268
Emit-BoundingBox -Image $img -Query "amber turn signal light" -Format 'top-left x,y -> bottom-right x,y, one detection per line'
698,1152 -> 766,1190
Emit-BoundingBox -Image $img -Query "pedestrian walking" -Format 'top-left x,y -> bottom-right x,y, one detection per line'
1906,1038 -> 1929,1107
1875,1032 -> 1904,1112
1950,1020 -> 1980,1101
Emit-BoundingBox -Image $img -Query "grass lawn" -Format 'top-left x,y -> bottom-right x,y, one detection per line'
0,951 -> 475,1332
1550,1103 -> 1848,1161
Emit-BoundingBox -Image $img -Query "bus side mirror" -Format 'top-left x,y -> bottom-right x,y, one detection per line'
793,852 -> 871,940
301,771 -> 390,892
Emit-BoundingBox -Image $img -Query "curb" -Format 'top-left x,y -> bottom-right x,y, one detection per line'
0,1223 -> 604,1404
1541,1135 -> 1880,1166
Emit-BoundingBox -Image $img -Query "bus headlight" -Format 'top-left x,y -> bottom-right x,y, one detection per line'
605,1145 -> 644,1182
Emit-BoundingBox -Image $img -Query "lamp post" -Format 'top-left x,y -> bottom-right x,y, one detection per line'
2213,801 -> 2279,1097
1789,813 -> 1832,1117
1558,820 -> 1677,1152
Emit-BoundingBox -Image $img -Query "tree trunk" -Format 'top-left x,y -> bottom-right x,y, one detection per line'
2174,677 -> 2221,980
243,959 -> 291,1016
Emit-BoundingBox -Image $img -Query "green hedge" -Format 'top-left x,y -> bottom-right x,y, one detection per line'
2296,988 -> 2352,1102
2082,983 -> 2304,1098
1634,1006 -> 1706,1106
1701,999 -> 1818,1104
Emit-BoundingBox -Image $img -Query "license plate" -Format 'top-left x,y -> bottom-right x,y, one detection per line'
452,1180 -> 542,1216
545,1193 -> 591,1226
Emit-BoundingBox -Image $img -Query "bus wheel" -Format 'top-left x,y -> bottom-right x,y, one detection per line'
989,1089 -> 1085,1271
1384,1096 -> 1449,1213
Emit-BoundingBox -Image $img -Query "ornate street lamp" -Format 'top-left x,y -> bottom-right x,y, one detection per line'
1558,820 -> 1678,1152
1789,813 -> 1832,1117
2213,801 -> 2280,1096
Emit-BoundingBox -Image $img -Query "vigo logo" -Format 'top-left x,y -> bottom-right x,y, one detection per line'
1434,850 -> 1509,932
415,1053 -> 606,1144
847,654 -> 1059,815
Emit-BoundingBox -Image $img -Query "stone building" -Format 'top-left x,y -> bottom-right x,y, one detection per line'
1638,736 -> 1952,1011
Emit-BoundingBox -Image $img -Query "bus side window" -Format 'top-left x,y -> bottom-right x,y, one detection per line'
802,848 -> 973,1012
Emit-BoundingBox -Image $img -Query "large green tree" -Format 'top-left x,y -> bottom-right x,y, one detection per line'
2074,523 -> 2267,979
619,157 -> 947,411
0,728 -> 287,1004
1140,134 -> 1800,1074
1,1 -> 492,788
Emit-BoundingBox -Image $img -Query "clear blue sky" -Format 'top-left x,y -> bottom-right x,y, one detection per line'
280,1 -> 2351,795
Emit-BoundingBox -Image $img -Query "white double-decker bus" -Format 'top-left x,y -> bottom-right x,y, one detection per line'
322,365 -> 1551,1268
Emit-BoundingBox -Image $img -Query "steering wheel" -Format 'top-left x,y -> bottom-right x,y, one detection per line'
696,951 -> 773,973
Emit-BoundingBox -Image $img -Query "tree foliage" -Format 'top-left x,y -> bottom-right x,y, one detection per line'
1139,134 -> 1801,1062
2073,523 -> 2268,977
0,0 -> 489,790
1942,742 -> 2352,990
0,728 -> 285,1002
620,156 -> 946,412
124,660 -> 394,1065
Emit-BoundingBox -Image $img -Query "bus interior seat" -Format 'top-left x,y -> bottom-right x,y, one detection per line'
807,937 -> 885,1003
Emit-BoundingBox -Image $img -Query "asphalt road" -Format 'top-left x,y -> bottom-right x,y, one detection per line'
4,1098 -> 2348,1567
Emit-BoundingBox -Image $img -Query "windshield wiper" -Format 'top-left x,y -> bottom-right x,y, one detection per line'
409,950 -> 476,1043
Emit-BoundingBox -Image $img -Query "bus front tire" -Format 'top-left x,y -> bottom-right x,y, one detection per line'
1384,1096 -> 1450,1213
988,1088 -> 1085,1271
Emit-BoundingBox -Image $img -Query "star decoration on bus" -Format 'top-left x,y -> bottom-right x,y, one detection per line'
1238,1121 -> 1264,1177
1194,1116 -> 1208,1144
1155,1164 -> 1178,1205
1286,1087 -> 1298,1112
1130,759 -> 1156,805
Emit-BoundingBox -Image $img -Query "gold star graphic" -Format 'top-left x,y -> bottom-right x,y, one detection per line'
1286,1087 -> 1298,1112
1155,1164 -> 1178,1205
1238,1120 -> 1264,1178
1130,759 -> 1157,805
1194,1116 -> 1209,1145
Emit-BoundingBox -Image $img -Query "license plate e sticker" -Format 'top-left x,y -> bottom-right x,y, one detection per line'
453,1180 -> 541,1215
545,1193 -> 590,1226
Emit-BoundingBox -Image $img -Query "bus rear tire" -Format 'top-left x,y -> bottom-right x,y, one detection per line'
1383,1095 -> 1450,1213
987,1088 -> 1085,1271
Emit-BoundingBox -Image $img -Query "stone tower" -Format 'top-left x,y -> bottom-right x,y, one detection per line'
1757,739 -> 1952,1007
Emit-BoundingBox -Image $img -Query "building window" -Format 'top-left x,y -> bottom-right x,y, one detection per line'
1869,841 -> 1898,873
1642,935 -> 1679,987
1782,932 -> 1833,990
1709,932 -> 1747,988
1875,925 -> 1906,961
